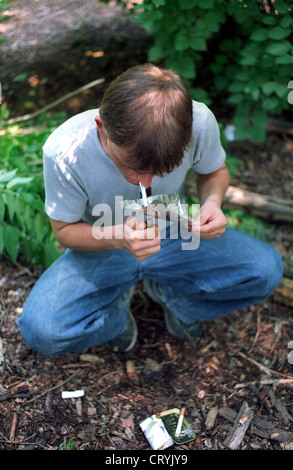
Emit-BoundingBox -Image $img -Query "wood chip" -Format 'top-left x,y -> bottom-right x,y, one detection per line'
9,412 -> 18,441
126,360 -> 139,383
205,406 -> 218,430
79,353 -> 104,363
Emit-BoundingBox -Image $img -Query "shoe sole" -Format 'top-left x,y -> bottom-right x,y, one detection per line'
106,287 -> 138,352
143,279 -> 201,340
123,310 -> 138,352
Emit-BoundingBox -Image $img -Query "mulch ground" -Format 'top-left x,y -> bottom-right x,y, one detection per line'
1,132 -> 293,451
0,254 -> 292,451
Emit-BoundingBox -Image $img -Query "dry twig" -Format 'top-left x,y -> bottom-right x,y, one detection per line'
2,78 -> 105,126
21,370 -> 81,405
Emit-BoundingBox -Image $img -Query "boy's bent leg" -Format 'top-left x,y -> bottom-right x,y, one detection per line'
19,249 -> 138,355
142,228 -> 283,325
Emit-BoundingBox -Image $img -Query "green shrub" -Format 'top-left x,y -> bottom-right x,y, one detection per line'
126,0 -> 292,142
224,209 -> 276,241
0,106 -> 65,267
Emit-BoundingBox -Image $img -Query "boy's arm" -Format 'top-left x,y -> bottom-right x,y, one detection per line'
50,217 -> 161,261
194,162 -> 229,239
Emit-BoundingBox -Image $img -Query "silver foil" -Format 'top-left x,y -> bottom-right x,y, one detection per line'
121,192 -> 190,227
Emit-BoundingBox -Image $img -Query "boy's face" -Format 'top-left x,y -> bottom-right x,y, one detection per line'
106,140 -> 154,187
96,116 -> 153,187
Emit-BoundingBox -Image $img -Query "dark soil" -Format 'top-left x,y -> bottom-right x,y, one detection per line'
0,0 -> 151,116
0,0 -> 293,452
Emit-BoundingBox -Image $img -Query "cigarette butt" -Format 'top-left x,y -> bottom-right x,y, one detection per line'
61,390 -> 85,399
238,415 -> 248,426
175,407 -> 185,437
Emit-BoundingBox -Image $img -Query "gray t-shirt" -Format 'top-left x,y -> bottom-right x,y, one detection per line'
43,101 -> 225,225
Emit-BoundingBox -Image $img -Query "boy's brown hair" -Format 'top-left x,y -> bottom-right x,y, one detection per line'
99,63 -> 193,176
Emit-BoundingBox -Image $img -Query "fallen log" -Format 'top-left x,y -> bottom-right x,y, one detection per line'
223,186 -> 293,223
219,406 -> 292,443
185,181 -> 293,224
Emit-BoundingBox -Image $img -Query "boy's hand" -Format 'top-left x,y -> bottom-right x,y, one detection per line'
197,200 -> 227,239
122,216 -> 161,261
188,200 -> 227,239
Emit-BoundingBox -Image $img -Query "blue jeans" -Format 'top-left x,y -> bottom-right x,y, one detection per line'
19,228 -> 283,356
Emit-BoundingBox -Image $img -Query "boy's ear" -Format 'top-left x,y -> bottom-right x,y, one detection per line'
95,116 -> 105,133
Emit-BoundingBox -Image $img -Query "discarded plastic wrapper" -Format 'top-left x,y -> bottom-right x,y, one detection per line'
140,408 -> 196,449
121,191 -> 193,231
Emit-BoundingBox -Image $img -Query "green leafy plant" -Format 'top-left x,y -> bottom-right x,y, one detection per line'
0,105 -> 65,266
224,209 -> 276,241
111,0 -> 293,142
59,436 -> 74,450
0,167 -> 62,267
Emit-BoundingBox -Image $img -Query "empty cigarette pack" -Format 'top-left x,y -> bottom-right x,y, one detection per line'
139,414 -> 173,450
140,408 -> 196,449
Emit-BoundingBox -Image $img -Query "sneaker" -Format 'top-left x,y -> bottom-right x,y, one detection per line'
106,286 -> 138,352
106,309 -> 138,352
143,279 -> 201,340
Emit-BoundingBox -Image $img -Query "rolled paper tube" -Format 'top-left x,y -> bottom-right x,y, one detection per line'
175,407 -> 185,437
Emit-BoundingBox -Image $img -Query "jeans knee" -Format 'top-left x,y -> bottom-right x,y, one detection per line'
257,246 -> 283,296
19,309 -> 60,356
